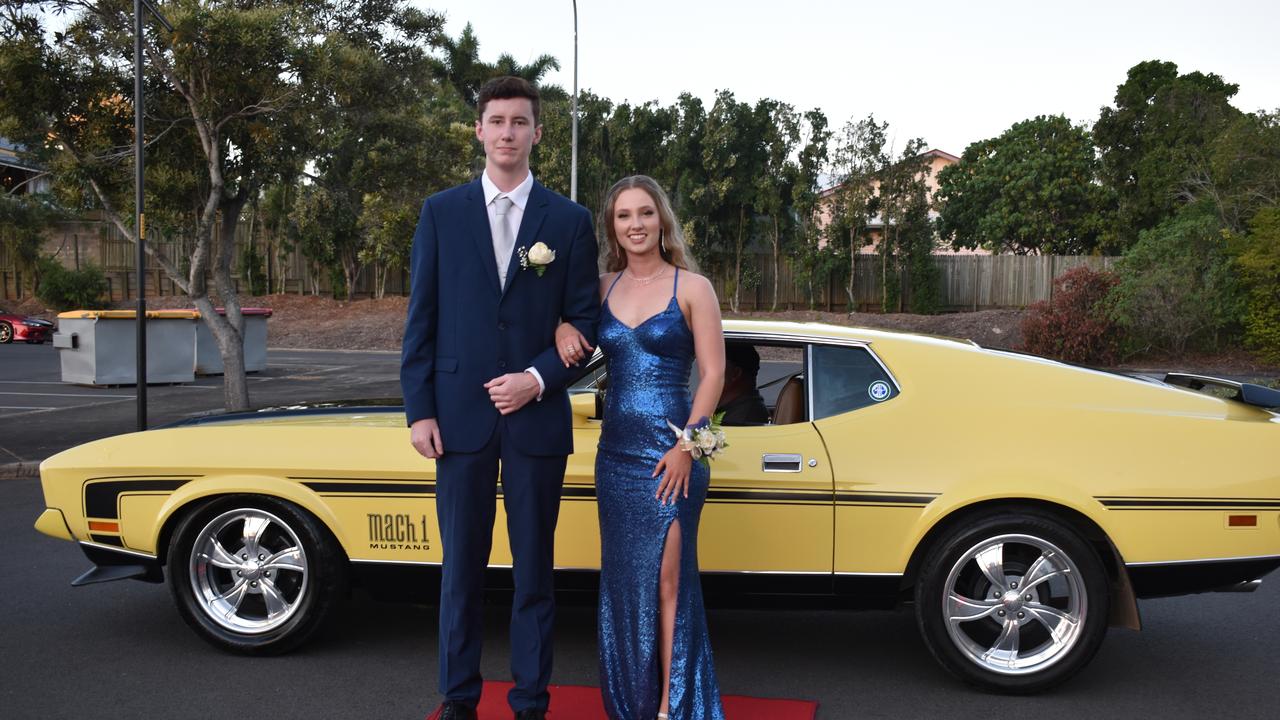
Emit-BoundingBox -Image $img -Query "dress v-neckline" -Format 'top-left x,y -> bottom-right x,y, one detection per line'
604,296 -> 680,332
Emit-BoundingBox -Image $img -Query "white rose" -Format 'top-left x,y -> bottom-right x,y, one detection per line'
697,432 -> 717,452
527,242 -> 555,265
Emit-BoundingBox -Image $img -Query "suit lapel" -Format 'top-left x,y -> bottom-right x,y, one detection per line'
465,179 -> 502,296
501,181 -> 549,301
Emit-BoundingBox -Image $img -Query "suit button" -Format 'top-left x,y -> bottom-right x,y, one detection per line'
497,360 -> 507,369
498,322 -> 507,331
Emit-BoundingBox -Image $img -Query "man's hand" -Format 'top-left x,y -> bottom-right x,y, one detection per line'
410,418 -> 444,459
485,371 -> 541,415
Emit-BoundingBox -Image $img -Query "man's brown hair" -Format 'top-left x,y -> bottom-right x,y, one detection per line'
477,76 -> 541,124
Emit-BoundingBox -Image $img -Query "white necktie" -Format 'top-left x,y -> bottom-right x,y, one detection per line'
493,195 -> 515,288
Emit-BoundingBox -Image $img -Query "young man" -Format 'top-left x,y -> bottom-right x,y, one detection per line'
400,76 -> 600,720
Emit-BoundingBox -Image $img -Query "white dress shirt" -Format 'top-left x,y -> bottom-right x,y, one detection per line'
480,170 -> 544,397
481,170 -> 533,287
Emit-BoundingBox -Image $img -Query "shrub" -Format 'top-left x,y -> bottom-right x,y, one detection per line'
35,256 -> 109,311
1109,203 -> 1243,356
1021,265 -> 1121,365
1230,206 -> 1280,364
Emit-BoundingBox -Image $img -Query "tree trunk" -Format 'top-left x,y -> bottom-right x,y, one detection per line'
208,189 -> 251,412
732,205 -> 745,313
846,227 -> 856,311
881,227 -> 889,312
770,215 -> 780,312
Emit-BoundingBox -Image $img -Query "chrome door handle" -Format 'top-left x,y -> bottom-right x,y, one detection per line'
762,453 -> 803,473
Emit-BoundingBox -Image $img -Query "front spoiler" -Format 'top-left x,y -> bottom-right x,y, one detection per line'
73,541 -> 164,586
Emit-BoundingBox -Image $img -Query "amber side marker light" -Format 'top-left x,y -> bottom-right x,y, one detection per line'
1227,515 -> 1257,527
88,520 -> 120,533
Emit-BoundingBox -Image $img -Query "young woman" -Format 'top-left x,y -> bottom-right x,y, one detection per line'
556,176 -> 726,720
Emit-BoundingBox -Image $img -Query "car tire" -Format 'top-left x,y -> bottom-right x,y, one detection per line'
167,496 -> 347,655
0,322 -> 12,343
914,510 -> 1110,693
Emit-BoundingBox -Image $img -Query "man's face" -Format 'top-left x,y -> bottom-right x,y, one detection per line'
476,97 -> 542,174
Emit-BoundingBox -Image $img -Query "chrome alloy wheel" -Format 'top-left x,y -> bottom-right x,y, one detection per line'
943,533 -> 1086,676
188,508 -> 309,634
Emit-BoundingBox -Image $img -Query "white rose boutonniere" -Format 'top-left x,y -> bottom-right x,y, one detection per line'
518,242 -> 556,277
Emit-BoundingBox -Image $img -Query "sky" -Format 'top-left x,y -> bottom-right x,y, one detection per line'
412,0 -> 1280,156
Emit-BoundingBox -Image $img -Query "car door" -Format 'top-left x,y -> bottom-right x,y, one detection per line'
808,341 -> 929,579
696,337 -> 834,577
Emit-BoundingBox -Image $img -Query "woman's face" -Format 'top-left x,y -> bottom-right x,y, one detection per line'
613,188 -> 663,259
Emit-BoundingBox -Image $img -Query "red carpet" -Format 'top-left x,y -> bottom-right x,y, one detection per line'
427,681 -> 817,719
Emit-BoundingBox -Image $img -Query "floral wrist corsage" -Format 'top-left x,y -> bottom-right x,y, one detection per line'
665,413 -> 728,467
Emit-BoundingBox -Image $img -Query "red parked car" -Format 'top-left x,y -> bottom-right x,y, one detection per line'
0,313 -> 54,343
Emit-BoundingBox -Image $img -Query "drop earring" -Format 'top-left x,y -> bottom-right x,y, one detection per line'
660,227 -> 667,254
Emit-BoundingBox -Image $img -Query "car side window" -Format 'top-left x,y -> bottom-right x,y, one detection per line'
691,341 -> 806,426
810,344 -> 898,420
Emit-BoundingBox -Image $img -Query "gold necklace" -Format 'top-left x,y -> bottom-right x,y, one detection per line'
625,265 -> 668,286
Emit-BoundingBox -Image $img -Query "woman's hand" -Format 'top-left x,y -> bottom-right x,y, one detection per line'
652,444 -> 692,505
555,322 -> 593,367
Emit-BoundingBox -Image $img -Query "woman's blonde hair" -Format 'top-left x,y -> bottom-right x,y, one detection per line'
600,175 -> 699,273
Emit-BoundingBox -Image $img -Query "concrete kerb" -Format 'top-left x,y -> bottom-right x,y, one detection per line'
0,462 -> 40,480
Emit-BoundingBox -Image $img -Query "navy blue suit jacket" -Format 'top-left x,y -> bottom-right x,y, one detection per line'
400,178 -> 600,456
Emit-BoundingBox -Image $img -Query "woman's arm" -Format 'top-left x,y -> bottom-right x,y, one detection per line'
683,273 -> 725,426
654,273 -> 725,504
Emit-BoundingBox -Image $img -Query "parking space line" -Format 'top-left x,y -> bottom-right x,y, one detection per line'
0,397 -> 133,420
0,406 -> 49,410
0,391 -> 135,398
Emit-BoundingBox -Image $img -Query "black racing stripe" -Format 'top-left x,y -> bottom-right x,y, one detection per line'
560,486 -> 595,498
302,481 -> 435,495
708,490 -> 832,503
84,479 -> 192,519
1100,499 -> 1280,509
1097,496 -> 1280,502
90,534 -> 123,547
834,493 -> 935,505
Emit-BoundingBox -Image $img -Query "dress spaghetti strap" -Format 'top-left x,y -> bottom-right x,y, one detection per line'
672,265 -> 680,298
603,271 -> 625,302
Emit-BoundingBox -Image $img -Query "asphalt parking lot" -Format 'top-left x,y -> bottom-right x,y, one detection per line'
0,341 -> 404,465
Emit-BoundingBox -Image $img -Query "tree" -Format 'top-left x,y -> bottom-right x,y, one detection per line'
877,139 -> 939,313
0,1 -> 445,411
1095,60 -> 1241,249
1183,110 -> 1280,234
1229,205 -> 1280,363
301,15 -> 470,300
753,100 -> 800,311
1109,202 -> 1243,356
826,114 -> 888,309
785,109 -> 832,310
0,193 -> 68,293
433,22 -> 560,109
700,91 -> 767,311
937,115 -> 1113,255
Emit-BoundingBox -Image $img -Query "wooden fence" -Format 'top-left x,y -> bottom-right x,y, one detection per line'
712,253 -> 1121,312
2,221 -> 1119,312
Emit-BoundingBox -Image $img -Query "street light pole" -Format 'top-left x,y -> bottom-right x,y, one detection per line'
570,0 -> 579,203
134,0 -> 172,432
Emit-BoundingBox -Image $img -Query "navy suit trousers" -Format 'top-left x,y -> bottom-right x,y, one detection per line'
435,418 -> 567,713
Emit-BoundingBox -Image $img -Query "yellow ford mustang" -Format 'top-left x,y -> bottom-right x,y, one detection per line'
34,320 -> 1280,693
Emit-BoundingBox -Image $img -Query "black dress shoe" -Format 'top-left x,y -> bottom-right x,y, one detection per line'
438,701 -> 478,720
513,709 -> 546,720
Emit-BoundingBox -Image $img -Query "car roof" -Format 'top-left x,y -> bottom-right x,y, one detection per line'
721,318 -> 980,349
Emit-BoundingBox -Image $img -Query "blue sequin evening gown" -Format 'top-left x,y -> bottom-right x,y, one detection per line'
595,268 -> 725,720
